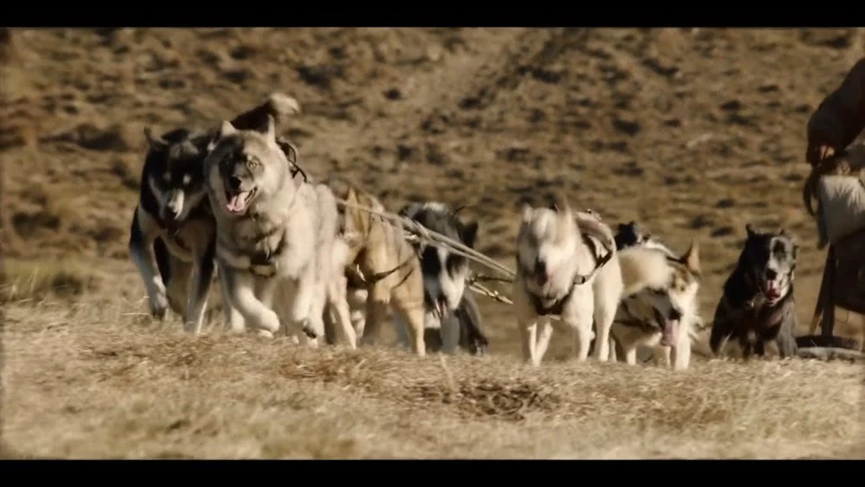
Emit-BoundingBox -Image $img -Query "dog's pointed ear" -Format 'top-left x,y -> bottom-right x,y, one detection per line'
681,239 -> 701,276
546,192 -> 572,222
461,221 -> 479,249
143,126 -> 168,151
263,114 -> 276,144
546,191 -> 566,212
521,203 -> 534,222
745,223 -> 756,238
207,120 -> 237,152
218,120 -> 238,139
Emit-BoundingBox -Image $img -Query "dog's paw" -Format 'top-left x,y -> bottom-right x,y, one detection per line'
259,311 -> 281,334
469,338 -> 489,356
150,294 -> 170,320
152,307 -> 168,321
256,329 -> 274,339
302,325 -> 318,340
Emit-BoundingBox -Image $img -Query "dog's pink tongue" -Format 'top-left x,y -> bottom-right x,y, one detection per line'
226,192 -> 248,213
661,320 -> 679,347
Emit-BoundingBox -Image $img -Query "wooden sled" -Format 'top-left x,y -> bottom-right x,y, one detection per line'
805,226 -> 865,357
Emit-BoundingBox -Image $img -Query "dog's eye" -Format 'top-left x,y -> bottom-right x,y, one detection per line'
162,172 -> 171,182
182,174 -> 191,186
245,156 -> 262,169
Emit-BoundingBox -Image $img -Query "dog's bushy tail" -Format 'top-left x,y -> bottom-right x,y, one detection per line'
229,92 -> 302,132
575,212 -> 616,257
264,92 -> 302,119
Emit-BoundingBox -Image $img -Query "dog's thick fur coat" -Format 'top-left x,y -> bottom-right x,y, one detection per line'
322,178 -> 427,355
128,93 -> 303,334
129,126 -> 217,333
203,115 -> 355,346
513,195 -> 623,366
609,241 -> 702,370
709,224 -> 799,359
398,202 -> 481,355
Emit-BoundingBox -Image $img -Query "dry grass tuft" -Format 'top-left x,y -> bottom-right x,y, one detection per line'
409,377 -> 562,422
1,259 -> 99,304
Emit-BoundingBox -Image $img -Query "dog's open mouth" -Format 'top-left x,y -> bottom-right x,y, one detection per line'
433,296 -> 449,320
535,272 -> 549,286
225,187 -> 256,214
661,320 -> 679,347
763,280 -> 782,301
653,308 -> 679,347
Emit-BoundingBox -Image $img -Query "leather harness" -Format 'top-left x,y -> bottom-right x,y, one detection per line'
522,233 -> 613,317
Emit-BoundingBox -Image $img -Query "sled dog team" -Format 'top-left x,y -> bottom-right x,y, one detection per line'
130,93 -> 801,371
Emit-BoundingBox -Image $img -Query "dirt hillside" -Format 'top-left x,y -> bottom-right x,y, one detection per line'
2,28 -> 864,459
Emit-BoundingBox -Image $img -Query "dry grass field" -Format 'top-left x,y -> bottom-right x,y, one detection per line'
2,27 -> 864,459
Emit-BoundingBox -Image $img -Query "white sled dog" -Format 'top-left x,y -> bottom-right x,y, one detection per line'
513,195 -> 623,366
203,115 -> 356,346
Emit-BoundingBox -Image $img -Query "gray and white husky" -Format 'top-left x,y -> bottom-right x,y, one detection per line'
203,115 -> 356,346
513,195 -> 624,366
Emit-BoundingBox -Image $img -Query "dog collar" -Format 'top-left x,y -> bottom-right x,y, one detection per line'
525,279 -> 578,317
517,232 -> 612,317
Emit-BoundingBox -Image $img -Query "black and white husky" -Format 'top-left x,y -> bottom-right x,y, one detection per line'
128,126 -> 219,334
397,202 -> 486,354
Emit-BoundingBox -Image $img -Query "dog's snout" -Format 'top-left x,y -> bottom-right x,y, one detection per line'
765,268 -> 778,281
668,308 -> 682,322
228,176 -> 243,191
533,257 -> 546,278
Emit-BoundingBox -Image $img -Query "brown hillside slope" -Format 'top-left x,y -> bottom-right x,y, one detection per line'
4,28 -> 865,339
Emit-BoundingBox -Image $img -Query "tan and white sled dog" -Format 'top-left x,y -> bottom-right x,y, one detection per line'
203,115 -> 356,346
322,178 -> 428,356
513,194 -> 624,366
609,241 -> 702,370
